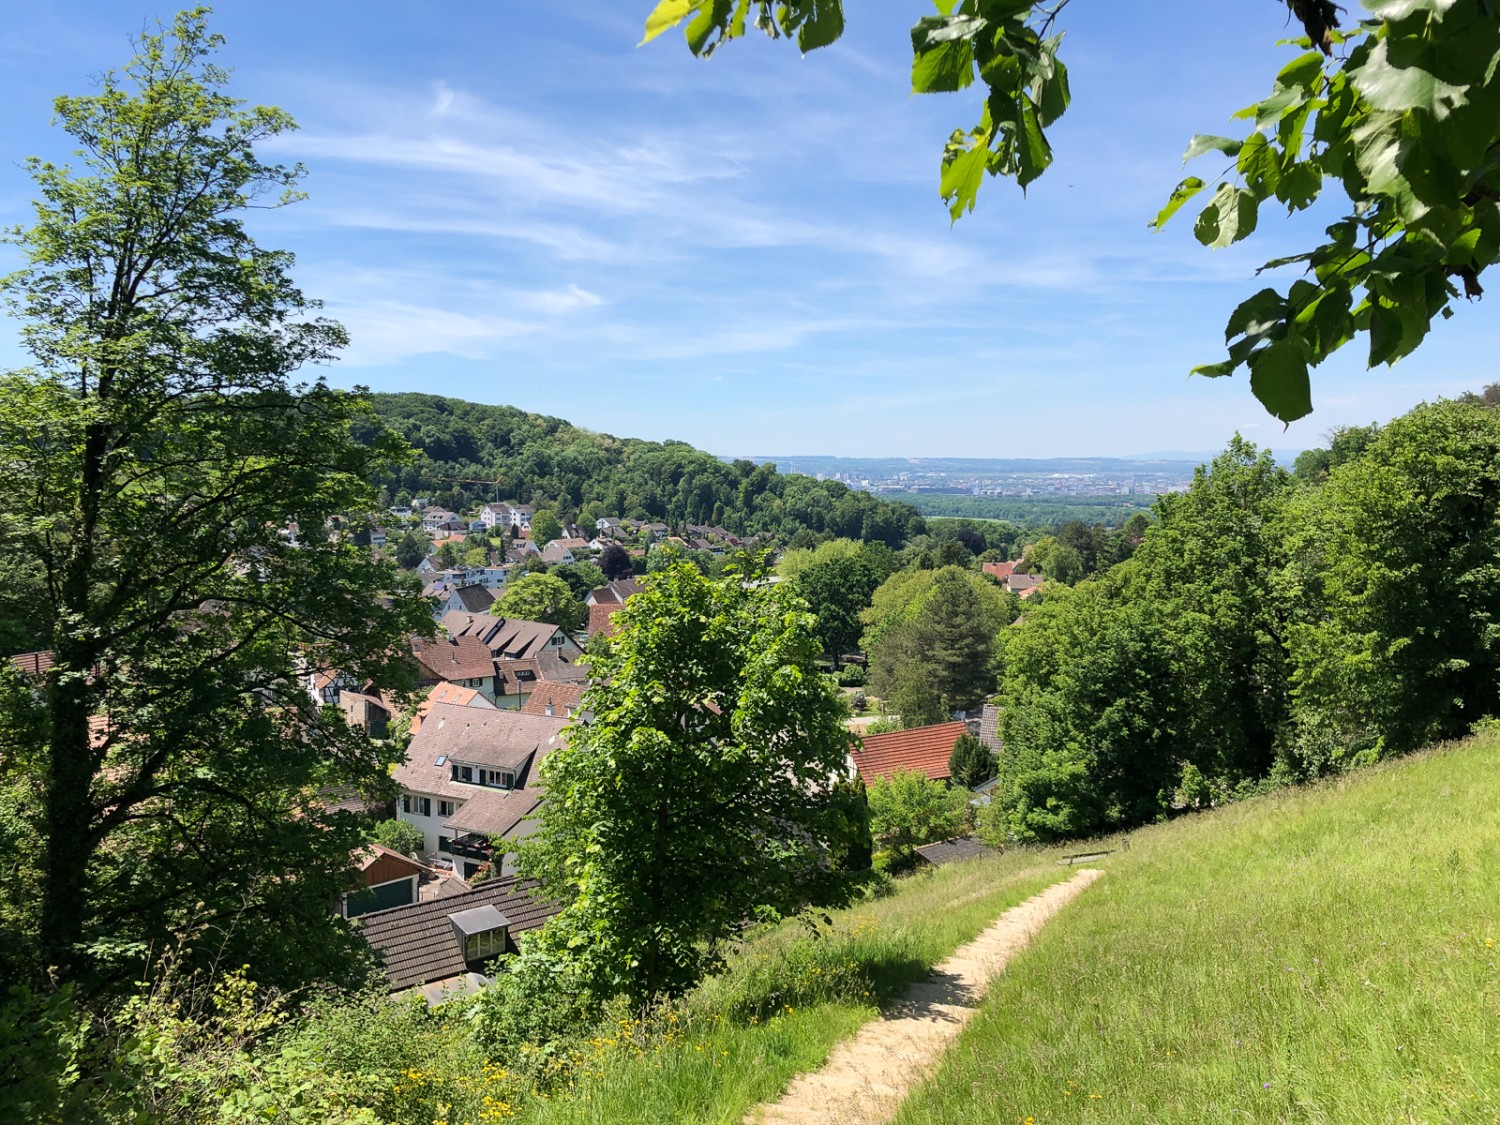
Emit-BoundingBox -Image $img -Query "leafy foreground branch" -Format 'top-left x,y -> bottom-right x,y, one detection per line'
644,0 -> 1500,422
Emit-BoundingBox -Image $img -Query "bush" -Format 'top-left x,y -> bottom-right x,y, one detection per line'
838,663 -> 867,687
370,819 -> 424,856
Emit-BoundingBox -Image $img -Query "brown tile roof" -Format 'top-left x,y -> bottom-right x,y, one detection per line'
495,652 -> 587,696
394,704 -> 566,799
444,788 -> 544,838
442,613 -> 564,660
982,560 -> 1018,581
519,681 -> 587,718
850,721 -> 967,784
587,602 -> 620,638
356,875 -> 558,991
412,635 -> 495,684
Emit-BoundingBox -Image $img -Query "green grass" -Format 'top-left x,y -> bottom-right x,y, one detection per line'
516,852 -> 1069,1125
894,734 -> 1500,1124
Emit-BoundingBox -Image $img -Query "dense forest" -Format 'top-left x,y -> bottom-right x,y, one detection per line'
984,392 -> 1500,841
360,394 -> 927,547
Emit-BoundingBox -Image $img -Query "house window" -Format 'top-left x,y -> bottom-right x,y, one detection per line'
438,800 -> 455,818
464,928 -> 505,963
450,764 -> 475,784
550,634 -> 564,646
481,769 -> 514,789
402,794 -> 430,818
438,835 -> 452,853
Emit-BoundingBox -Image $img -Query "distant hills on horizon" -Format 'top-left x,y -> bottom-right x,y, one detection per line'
723,451 -> 1305,476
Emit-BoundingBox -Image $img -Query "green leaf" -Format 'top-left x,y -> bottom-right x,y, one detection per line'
1191,359 -> 1240,378
1015,101 -> 1052,189
1276,161 -> 1323,210
913,37 -> 976,93
1225,287 -> 1287,344
1237,133 -> 1282,197
797,0 -> 844,51
642,0 -> 701,44
1354,36 -> 1465,118
1248,342 -> 1313,423
1031,54 -> 1070,127
1152,176 -> 1206,230
1275,51 -> 1326,93
1368,301 -> 1406,366
1194,183 -> 1260,248
941,138 -> 989,220
1183,135 -> 1243,163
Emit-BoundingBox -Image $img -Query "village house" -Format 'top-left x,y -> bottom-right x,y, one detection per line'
848,720 -> 968,785
356,875 -> 558,1001
519,680 -> 588,721
421,509 -> 464,535
411,635 -> 498,702
442,612 -> 583,664
584,578 -> 645,607
540,537 -> 590,566
392,703 -> 566,876
410,682 -> 498,735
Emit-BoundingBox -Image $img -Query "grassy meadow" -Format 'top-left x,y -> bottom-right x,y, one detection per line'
515,850 -> 1068,1125
893,733 -> 1500,1124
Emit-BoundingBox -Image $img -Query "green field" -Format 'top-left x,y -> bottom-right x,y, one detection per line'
894,734 -> 1500,1124
518,852 -> 1067,1125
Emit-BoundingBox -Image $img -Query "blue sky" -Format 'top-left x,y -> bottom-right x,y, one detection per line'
2,2 -> 1496,457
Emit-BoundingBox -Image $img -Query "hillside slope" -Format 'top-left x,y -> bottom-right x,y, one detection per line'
360,393 -> 925,545
895,732 -> 1500,1123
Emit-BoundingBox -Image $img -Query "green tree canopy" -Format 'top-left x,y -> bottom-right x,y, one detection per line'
0,9 -> 430,991
643,0 -> 1500,423
867,768 -> 969,866
518,562 -> 858,1003
495,573 -> 583,630
864,566 -> 1011,717
528,508 -> 563,546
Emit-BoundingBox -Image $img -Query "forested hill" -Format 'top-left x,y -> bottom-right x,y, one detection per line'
360,393 -> 926,546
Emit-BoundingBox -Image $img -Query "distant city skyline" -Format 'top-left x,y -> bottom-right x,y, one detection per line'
2,4 -> 1495,456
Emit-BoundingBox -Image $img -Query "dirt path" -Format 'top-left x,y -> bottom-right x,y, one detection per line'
745,867 -> 1104,1125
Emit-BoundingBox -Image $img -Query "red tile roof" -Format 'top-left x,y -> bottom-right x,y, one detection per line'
412,635 -> 495,685
587,602 -> 620,638
850,721 -> 966,784
982,560 -> 1018,580
519,681 -> 587,718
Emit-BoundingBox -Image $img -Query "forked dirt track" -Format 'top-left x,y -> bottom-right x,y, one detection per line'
745,867 -> 1105,1125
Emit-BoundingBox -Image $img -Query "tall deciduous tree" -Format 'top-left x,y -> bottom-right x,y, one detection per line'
528,508 -> 562,547
0,10 -> 429,990
1283,399 -> 1500,769
867,768 -> 969,866
496,572 -> 584,630
519,562 -> 857,1002
643,1 -> 1500,422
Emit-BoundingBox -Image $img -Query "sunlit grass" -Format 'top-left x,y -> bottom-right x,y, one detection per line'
894,733 -> 1500,1124
517,851 -> 1069,1125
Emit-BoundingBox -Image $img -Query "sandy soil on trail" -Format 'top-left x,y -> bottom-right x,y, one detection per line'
745,868 -> 1104,1125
